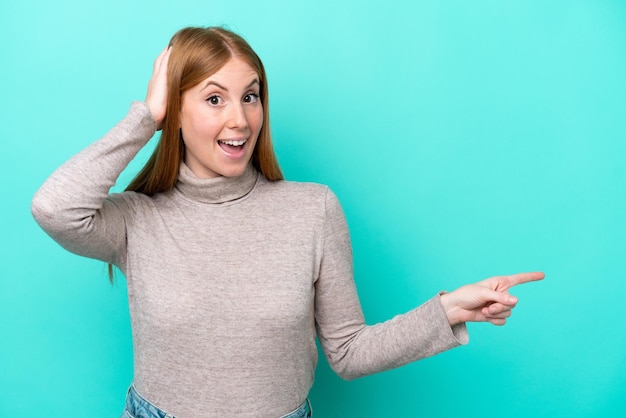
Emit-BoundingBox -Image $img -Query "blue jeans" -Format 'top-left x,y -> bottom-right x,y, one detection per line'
121,384 -> 312,418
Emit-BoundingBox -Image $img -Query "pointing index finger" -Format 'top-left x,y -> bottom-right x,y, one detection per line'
501,272 -> 545,290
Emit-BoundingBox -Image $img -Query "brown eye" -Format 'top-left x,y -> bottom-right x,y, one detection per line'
243,93 -> 259,103
207,95 -> 222,105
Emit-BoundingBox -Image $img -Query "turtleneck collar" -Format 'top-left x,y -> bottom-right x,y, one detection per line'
174,163 -> 260,204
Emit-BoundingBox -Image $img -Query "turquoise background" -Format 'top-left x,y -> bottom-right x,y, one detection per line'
2,0 -> 625,416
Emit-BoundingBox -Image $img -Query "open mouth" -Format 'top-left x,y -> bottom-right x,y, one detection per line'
218,138 -> 247,155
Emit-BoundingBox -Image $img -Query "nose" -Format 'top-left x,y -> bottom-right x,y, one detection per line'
227,102 -> 248,129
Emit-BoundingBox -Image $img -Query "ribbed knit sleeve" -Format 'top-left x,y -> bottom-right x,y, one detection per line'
31,102 -> 157,268
314,188 -> 469,380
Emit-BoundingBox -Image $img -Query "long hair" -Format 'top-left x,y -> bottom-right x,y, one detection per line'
127,26 -> 283,196
110,27 -> 283,281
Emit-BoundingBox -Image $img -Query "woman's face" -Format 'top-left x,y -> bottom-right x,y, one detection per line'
179,57 -> 263,178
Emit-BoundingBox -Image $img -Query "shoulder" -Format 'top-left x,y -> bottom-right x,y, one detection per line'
258,176 -> 328,192
256,177 -> 342,205
255,177 -> 344,217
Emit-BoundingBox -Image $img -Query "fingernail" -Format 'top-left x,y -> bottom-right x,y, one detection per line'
508,296 -> 517,304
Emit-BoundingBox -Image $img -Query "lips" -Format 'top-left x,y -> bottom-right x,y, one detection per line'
218,138 -> 248,158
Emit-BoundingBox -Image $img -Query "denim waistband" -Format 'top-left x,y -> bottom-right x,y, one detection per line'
123,384 -> 312,418
280,397 -> 312,418
124,384 -> 175,418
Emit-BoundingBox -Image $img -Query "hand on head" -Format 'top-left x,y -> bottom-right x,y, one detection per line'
145,46 -> 172,130
440,272 -> 545,326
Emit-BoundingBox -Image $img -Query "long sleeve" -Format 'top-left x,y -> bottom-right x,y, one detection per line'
31,102 -> 157,267
314,189 -> 469,380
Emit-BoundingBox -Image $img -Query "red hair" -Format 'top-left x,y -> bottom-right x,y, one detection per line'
127,26 -> 282,196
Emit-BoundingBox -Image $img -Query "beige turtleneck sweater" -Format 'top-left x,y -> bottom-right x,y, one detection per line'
31,102 -> 468,417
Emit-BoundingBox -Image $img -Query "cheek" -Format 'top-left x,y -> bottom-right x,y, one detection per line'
251,107 -> 264,133
182,114 -> 221,140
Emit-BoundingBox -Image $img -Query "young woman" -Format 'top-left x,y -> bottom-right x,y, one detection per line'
31,26 -> 544,418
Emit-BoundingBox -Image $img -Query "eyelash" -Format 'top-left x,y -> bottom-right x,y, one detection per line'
243,93 -> 259,103
206,95 -> 223,106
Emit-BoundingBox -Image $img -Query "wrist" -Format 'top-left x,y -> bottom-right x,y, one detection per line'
440,292 -> 462,327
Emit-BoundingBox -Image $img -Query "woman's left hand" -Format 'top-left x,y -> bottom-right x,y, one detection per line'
440,272 -> 545,326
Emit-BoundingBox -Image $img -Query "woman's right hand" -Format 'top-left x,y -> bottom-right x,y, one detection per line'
145,46 -> 172,130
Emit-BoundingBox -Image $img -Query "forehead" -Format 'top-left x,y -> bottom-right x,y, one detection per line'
204,57 -> 259,85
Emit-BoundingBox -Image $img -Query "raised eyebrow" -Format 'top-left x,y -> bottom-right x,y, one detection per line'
202,80 -> 226,91
246,79 -> 260,90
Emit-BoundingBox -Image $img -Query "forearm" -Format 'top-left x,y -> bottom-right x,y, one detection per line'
319,294 -> 468,380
